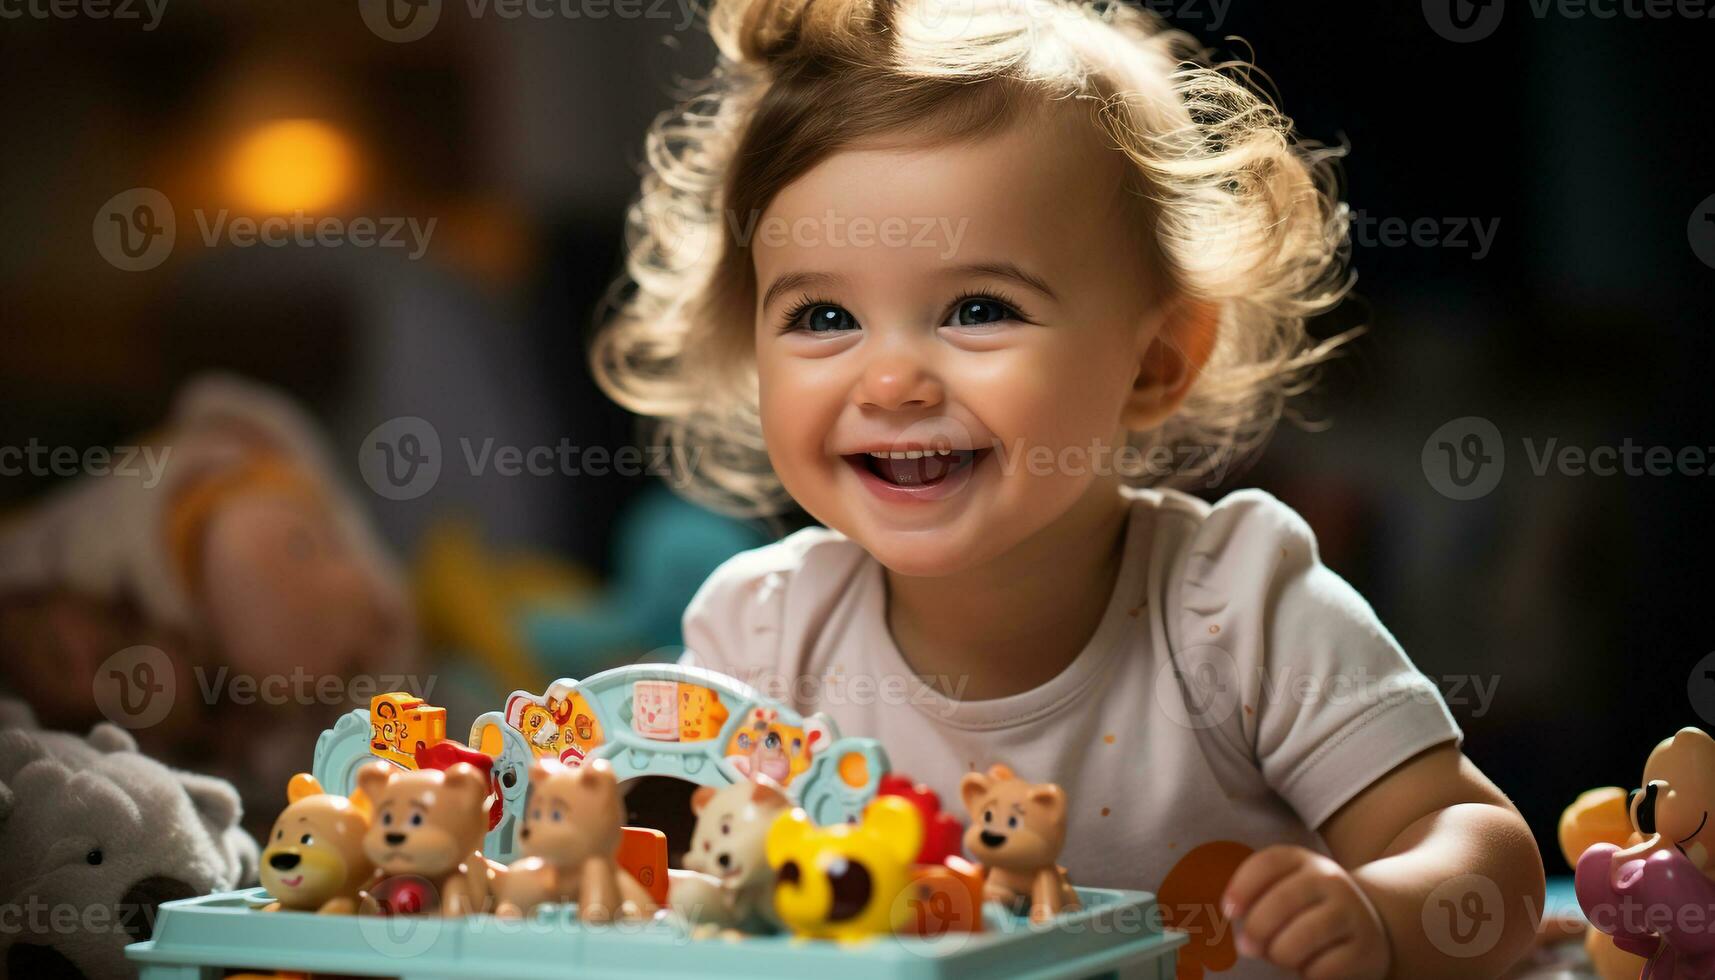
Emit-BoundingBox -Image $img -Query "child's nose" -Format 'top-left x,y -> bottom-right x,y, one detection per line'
854,351 -> 943,413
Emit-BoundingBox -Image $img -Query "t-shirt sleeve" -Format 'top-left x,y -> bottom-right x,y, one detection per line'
678,527 -> 849,693
1172,489 -> 1462,831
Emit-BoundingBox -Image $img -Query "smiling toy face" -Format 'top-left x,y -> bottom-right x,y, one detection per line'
1628,727 -> 1715,875
684,779 -> 790,888
959,763 -> 1068,874
259,774 -> 372,911
356,762 -> 488,879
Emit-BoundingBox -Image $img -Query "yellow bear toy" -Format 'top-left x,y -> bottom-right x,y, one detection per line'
765,796 -> 922,942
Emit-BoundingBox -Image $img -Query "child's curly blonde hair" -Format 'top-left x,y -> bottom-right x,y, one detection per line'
593,0 -> 1352,517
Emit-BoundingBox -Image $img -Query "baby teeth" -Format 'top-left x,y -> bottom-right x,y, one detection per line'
867,449 -> 955,459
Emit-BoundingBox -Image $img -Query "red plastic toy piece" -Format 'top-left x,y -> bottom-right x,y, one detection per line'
879,773 -> 964,866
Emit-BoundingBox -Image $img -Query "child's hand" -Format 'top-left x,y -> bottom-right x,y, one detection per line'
1220,845 -> 1389,980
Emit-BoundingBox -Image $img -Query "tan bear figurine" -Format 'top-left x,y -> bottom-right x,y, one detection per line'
356,761 -> 495,917
260,773 -> 373,914
960,763 -> 1080,924
494,758 -> 657,922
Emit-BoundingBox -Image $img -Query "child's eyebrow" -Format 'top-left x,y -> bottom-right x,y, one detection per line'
761,262 -> 1058,310
941,261 -> 1059,301
761,270 -> 846,310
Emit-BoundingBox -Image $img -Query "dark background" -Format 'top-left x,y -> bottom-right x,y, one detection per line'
3,0 -> 1712,868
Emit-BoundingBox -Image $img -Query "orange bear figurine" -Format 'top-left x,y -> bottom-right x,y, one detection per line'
959,763 -> 1081,924
494,758 -> 658,922
259,774 -> 374,914
356,760 -> 496,917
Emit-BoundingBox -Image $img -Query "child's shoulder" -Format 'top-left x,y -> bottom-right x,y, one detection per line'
680,523 -> 873,675
1132,485 -> 1321,567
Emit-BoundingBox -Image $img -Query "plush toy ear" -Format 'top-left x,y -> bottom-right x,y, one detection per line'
863,796 -> 924,866
287,773 -> 324,804
750,777 -> 788,810
356,760 -> 397,803
690,785 -> 717,815
178,771 -> 242,831
765,808 -> 812,868
959,771 -> 993,816
87,723 -> 138,754
0,777 -> 14,825
1027,784 -> 1066,823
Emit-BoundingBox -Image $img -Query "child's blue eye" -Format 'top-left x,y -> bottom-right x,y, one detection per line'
947,296 -> 1017,327
787,303 -> 858,333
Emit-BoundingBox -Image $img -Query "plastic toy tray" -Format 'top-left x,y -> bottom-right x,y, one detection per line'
128,885 -> 1185,979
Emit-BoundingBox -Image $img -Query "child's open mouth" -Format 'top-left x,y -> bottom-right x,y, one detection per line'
842,448 -> 986,501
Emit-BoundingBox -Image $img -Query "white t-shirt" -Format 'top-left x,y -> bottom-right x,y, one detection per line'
680,487 -> 1459,925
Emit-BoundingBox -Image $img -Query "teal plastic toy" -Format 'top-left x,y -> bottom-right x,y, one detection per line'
312,663 -> 889,862
127,885 -> 1185,978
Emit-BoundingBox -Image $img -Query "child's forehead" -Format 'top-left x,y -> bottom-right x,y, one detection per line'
751,107 -> 1138,279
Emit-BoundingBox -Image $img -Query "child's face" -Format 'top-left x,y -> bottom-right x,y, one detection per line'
752,108 -> 1167,576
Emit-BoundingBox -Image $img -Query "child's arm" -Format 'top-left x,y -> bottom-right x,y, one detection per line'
1221,742 -> 1544,980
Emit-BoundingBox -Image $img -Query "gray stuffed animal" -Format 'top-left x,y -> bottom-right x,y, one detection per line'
0,701 -> 258,979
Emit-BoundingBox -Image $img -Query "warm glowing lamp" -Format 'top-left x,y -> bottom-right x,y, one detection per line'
227,119 -> 356,214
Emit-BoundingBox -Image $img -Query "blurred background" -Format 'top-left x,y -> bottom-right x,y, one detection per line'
2,0 -> 1712,879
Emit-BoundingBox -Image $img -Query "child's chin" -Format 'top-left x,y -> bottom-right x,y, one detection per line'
864,534 -> 985,579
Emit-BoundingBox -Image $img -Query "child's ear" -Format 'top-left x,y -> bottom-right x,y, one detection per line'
1123,298 -> 1219,431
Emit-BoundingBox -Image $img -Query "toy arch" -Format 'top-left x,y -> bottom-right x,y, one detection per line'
315,663 -> 888,864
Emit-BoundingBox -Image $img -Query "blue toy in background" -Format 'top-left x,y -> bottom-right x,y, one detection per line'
414,487 -> 766,703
